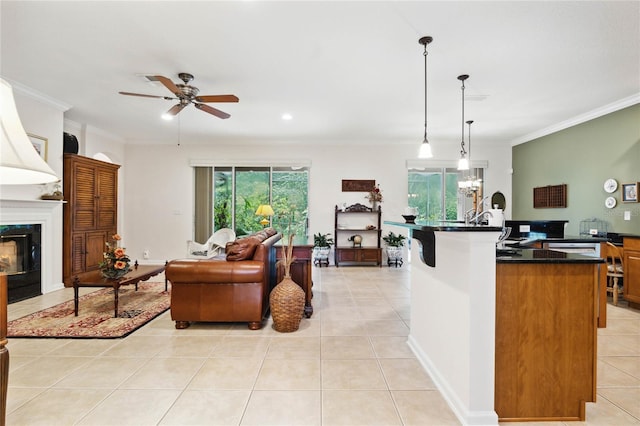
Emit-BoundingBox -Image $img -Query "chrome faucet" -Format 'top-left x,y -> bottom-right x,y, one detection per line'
467,209 -> 493,225
464,196 -> 491,225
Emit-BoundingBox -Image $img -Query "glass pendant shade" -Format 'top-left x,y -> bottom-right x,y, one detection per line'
457,156 -> 469,170
419,139 -> 433,159
1,78 -> 58,185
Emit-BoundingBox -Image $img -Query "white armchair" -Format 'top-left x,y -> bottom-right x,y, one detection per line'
187,228 -> 236,259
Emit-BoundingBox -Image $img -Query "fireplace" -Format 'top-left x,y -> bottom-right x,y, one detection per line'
0,224 -> 42,303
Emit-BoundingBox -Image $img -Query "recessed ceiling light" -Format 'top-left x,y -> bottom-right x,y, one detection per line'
282,113 -> 293,120
161,113 -> 174,121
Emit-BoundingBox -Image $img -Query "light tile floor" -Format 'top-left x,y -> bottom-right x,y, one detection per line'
5,266 -> 640,425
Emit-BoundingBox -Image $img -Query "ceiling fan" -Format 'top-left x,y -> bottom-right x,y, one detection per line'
119,73 -> 238,119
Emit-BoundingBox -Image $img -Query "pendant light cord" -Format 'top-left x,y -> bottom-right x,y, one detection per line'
423,41 -> 428,142
467,120 -> 473,162
460,78 -> 466,155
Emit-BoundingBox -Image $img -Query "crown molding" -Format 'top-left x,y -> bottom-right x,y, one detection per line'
3,77 -> 71,112
511,93 -> 640,146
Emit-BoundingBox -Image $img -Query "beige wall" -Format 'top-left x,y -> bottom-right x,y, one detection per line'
121,141 -> 511,264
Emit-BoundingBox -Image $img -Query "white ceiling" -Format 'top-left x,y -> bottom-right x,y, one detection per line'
1,1 -> 639,148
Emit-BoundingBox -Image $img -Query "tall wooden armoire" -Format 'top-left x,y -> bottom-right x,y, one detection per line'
63,154 -> 120,285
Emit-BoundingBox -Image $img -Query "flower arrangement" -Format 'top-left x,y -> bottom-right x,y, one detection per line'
99,234 -> 131,279
365,184 -> 383,204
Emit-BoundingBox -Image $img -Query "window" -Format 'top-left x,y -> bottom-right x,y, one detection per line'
408,167 -> 484,222
197,165 -> 309,243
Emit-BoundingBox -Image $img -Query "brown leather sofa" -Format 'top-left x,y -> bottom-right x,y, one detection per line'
166,228 -> 282,330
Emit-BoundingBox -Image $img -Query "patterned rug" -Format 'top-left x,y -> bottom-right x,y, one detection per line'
8,281 -> 170,339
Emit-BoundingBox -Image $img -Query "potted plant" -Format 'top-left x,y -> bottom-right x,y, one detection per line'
313,232 -> 334,267
383,231 -> 406,267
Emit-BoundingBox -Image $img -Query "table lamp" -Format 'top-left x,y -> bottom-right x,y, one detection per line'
1,78 -> 58,185
255,204 -> 274,227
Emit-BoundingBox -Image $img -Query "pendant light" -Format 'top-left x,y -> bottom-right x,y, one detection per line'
458,119 -> 481,195
418,36 -> 433,159
457,74 -> 469,170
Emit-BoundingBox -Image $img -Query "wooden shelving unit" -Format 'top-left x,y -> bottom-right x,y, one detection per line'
334,203 -> 381,267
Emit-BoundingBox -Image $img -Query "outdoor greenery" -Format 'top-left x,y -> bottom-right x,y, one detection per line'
408,167 -> 484,222
213,167 -> 309,243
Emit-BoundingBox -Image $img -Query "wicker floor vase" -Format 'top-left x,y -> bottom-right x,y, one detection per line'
270,276 -> 305,332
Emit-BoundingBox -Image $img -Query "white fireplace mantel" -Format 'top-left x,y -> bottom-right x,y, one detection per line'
0,199 -> 65,295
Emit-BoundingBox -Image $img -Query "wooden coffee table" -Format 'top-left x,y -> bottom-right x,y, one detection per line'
72,263 -> 166,318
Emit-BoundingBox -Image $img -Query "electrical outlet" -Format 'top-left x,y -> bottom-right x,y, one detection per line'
143,249 -> 149,259
624,211 -> 631,221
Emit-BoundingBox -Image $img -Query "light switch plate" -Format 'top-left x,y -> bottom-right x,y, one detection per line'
624,211 -> 631,220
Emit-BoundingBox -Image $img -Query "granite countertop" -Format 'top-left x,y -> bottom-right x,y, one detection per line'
496,248 -> 604,264
505,234 -> 607,247
384,220 -> 503,232
506,234 -> 640,247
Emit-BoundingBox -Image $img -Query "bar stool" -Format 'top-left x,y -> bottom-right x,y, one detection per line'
605,242 -> 624,305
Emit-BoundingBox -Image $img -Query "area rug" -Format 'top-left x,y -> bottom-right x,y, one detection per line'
8,281 -> 170,339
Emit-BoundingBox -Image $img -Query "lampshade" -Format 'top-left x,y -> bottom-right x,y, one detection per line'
255,204 -> 274,226
255,204 -> 274,217
1,79 -> 58,185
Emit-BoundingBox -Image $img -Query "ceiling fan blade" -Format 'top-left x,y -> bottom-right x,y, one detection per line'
165,103 -> 187,117
194,103 -> 231,119
194,94 -> 239,103
148,75 -> 182,96
119,91 -> 174,100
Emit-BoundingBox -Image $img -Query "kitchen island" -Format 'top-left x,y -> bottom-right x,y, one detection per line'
386,221 -> 603,425
495,249 -> 601,422
386,221 -> 503,425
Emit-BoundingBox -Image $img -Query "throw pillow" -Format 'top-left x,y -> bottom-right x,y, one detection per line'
226,237 -> 260,261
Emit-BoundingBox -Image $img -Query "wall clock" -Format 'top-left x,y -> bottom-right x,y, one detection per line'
605,196 -> 617,209
604,178 -> 618,193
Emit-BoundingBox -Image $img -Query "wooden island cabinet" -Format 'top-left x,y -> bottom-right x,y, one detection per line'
623,236 -> 640,308
63,154 -> 120,285
495,254 -> 599,422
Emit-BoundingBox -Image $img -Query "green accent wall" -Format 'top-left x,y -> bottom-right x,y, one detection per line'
512,103 -> 640,236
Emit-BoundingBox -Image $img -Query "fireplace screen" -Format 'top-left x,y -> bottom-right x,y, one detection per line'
0,224 -> 42,303
0,239 -> 22,274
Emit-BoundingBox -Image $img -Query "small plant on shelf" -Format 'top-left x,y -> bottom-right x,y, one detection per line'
382,231 -> 406,247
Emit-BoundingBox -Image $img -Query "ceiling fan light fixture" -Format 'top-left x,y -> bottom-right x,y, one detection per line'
418,36 -> 434,159
120,73 -> 237,120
